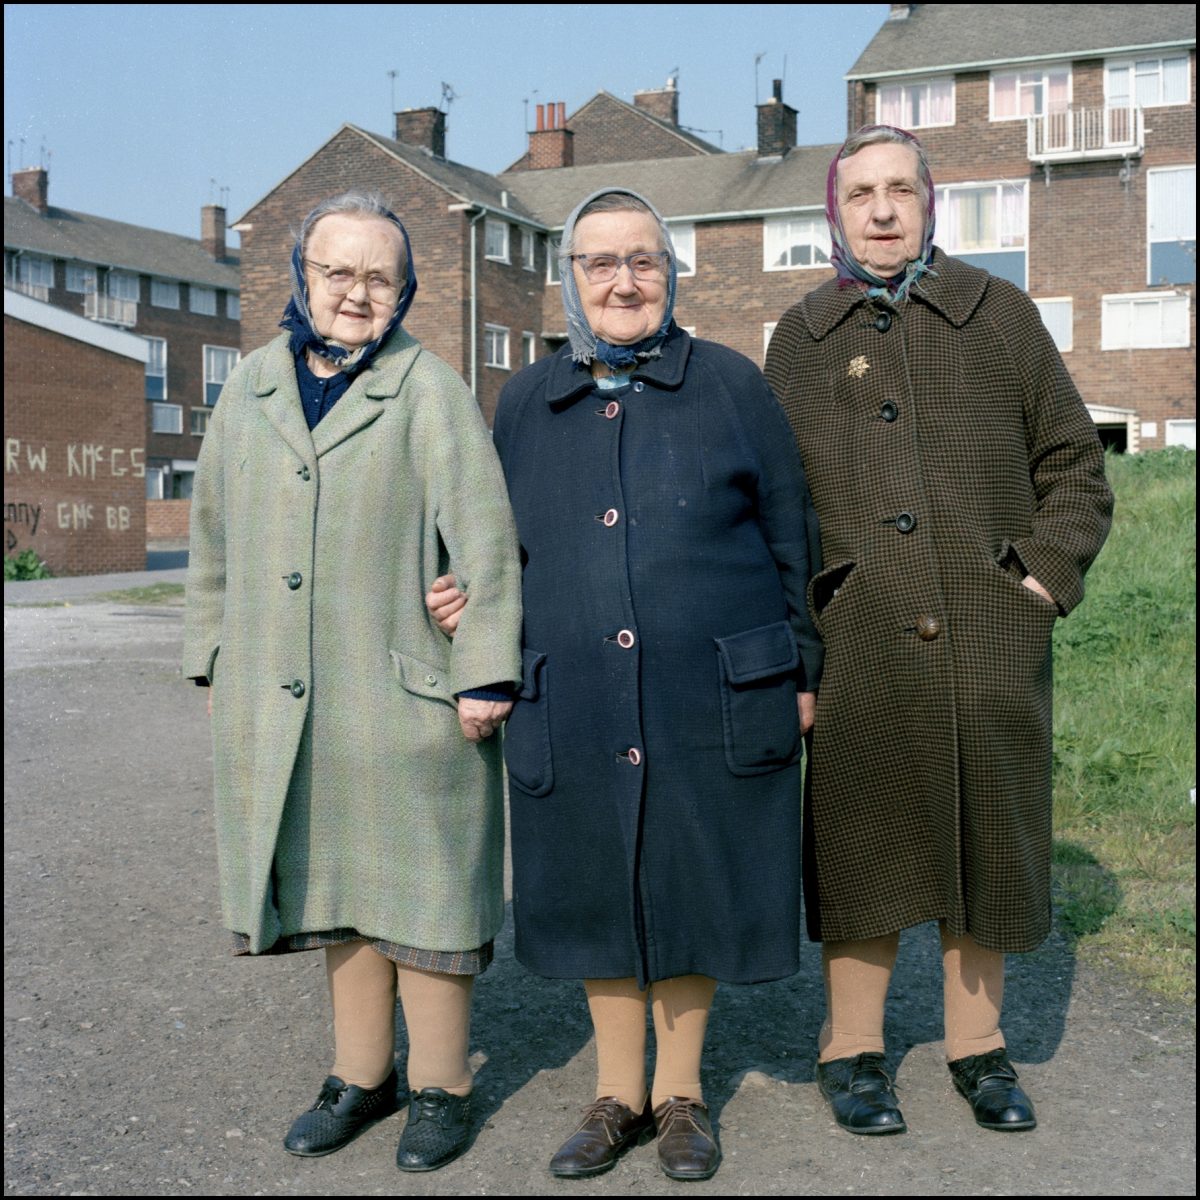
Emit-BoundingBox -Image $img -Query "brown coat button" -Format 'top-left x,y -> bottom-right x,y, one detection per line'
616,629 -> 635,648
602,508 -> 620,527
916,615 -> 941,641
604,400 -> 620,419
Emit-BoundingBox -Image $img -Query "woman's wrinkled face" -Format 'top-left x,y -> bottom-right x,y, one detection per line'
303,213 -> 405,348
572,209 -> 668,346
836,142 -> 926,278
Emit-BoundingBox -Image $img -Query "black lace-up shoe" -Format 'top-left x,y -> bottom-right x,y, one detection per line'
949,1049 -> 1037,1131
283,1070 -> 399,1156
395,1088 -> 472,1171
816,1053 -> 907,1135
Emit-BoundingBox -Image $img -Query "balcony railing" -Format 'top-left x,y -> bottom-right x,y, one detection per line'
7,278 -> 50,302
84,292 -> 138,327
1028,106 -> 1144,163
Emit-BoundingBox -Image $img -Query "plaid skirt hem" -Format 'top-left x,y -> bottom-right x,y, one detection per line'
229,928 -> 493,975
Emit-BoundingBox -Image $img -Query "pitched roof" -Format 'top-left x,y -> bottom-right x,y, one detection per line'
500,145 -> 837,228
3,197 -> 240,289
849,3 -> 1197,79
571,91 -> 724,155
4,287 -> 151,361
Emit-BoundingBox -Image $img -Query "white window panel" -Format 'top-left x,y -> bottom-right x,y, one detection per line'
190,409 -> 211,437
991,66 -> 1070,119
18,256 -> 54,287
190,285 -> 216,315
1102,293 -> 1190,349
878,77 -> 954,128
226,292 -> 241,320
65,264 -> 97,294
522,229 -> 536,272
204,345 -> 240,405
1147,166 -> 1196,285
144,336 -> 168,399
763,216 -> 831,271
484,324 -> 509,368
1165,419 -> 1196,449
485,219 -> 510,263
763,322 -> 777,364
151,403 -> 183,434
1033,298 -> 1073,352
107,270 -> 139,301
151,279 -> 180,309
547,244 -> 562,285
938,183 -> 1028,251
522,332 -> 536,367
668,222 -> 696,276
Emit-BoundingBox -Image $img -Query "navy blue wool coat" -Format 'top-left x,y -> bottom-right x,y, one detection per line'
494,326 -> 823,987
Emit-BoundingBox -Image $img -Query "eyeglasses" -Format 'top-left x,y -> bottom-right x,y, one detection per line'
570,251 -> 669,283
303,259 -> 400,302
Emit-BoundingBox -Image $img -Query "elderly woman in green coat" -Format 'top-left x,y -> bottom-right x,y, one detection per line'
183,192 -> 521,1173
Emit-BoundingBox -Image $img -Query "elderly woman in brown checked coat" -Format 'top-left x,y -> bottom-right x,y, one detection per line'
764,126 -> 1112,1136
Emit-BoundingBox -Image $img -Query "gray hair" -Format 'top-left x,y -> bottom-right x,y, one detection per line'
558,191 -> 669,260
297,191 -> 406,270
838,125 -> 932,206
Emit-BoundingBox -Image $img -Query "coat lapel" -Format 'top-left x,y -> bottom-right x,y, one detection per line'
254,338 -> 316,466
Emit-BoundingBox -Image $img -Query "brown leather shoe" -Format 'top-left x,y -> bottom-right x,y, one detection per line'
548,1096 -> 654,1178
653,1096 -> 721,1181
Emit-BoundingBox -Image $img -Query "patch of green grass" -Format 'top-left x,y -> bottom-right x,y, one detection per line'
1052,447 -> 1195,1003
89,582 -> 186,605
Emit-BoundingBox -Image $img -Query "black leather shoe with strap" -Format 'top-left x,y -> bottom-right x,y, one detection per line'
549,1096 -> 655,1178
816,1053 -> 907,1135
653,1096 -> 721,1181
283,1069 -> 399,1156
948,1048 -> 1037,1131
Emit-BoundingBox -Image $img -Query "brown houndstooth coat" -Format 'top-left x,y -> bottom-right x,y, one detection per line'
765,250 -> 1113,953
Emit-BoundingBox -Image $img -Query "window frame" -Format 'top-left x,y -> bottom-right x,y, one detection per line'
150,278 -> 180,309
1146,164 -> 1197,287
65,264 -> 97,295
189,284 -> 217,316
763,322 -> 778,365
225,292 -> 241,320
876,75 -> 955,129
1032,297 -> 1073,353
1105,54 -> 1191,109
483,324 -> 510,369
150,402 -> 183,435
521,228 -> 536,272
203,344 -> 241,405
107,270 -> 140,301
521,331 -> 537,367
1101,291 -> 1191,350
762,213 -> 832,273
190,408 -> 211,437
485,218 -> 510,264
144,336 -> 168,399
990,64 -> 1072,121
547,241 -> 562,286
18,255 -> 55,288
667,222 -> 696,277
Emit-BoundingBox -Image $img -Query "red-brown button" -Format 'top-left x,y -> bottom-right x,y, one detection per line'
616,629 -> 635,648
627,747 -> 642,765
916,615 -> 941,641
603,508 -> 619,527
604,400 -> 620,419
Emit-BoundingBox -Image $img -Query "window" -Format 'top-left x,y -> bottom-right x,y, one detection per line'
668,223 -> 696,276
1032,299 -> 1073,353
18,256 -> 54,288
151,278 -> 180,309
145,466 -> 165,500
522,229 -> 536,272
1165,419 -> 1196,449
547,242 -> 562,285
1106,55 -> 1190,109
484,324 -> 509,368
1101,292 -> 1190,349
763,215 -> 831,271
878,77 -> 954,128
226,292 -> 241,320
521,332 -> 537,367
107,271 -> 139,301
190,285 -> 216,315
991,66 -> 1070,120
144,337 -> 168,400
204,345 -> 240,405
1147,166 -> 1196,286
65,264 -> 96,294
190,409 -> 211,437
151,403 -> 183,434
763,322 -> 777,365
485,219 -> 510,263
936,181 -> 1027,288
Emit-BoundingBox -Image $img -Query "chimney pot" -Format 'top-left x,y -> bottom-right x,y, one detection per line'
773,78 -> 783,102
536,103 -> 545,131
557,102 -> 566,128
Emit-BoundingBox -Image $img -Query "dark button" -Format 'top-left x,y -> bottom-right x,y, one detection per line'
602,508 -> 620,527
604,400 -> 621,419
632,381 -> 645,393
297,465 -> 311,481
895,511 -> 917,533
874,313 -> 892,332
286,571 -> 302,590
916,615 -> 941,641
880,401 -> 898,423
616,629 -> 635,649
286,680 -> 305,698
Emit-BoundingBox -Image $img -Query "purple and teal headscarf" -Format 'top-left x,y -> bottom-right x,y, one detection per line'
558,187 -> 677,369
826,125 -> 936,302
279,197 -> 418,374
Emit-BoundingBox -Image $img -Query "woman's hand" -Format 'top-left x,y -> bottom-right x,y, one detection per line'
426,573 -> 468,636
1021,574 -> 1055,606
798,691 -> 816,735
458,697 -> 513,742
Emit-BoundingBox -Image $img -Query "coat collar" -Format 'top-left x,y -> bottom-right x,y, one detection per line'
543,323 -> 692,407
801,249 -> 989,340
252,328 -> 424,458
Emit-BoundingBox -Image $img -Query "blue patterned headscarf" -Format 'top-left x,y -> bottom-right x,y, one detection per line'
826,125 -> 936,302
280,204 -> 417,373
558,187 -> 677,369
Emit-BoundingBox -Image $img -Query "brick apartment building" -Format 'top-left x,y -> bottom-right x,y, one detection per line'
4,168 -> 242,499
4,290 -> 147,575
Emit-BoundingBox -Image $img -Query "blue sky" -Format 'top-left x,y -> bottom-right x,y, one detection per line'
4,3 -> 888,247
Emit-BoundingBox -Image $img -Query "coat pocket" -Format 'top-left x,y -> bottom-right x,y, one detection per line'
503,648 -> 554,797
808,559 -> 856,624
390,649 -> 456,708
714,621 -> 803,777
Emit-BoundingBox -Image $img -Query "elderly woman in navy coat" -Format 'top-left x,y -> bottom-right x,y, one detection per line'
428,187 -> 822,1181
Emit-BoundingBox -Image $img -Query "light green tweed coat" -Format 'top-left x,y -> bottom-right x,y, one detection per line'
183,330 -> 522,954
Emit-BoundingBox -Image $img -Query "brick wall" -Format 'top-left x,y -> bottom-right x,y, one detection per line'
4,316 -> 146,575
146,499 -> 191,539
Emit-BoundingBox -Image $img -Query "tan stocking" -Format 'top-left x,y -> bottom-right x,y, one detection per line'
818,933 -> 900,1062
584,977 -> 649,1109
940,922 -> 1006,1061
649,974 -> 717,1107
326,940 -> 397,1088
394,965 -> 474,1095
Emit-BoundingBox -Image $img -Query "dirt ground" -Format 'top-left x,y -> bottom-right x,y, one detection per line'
3,576 -> 1195,1196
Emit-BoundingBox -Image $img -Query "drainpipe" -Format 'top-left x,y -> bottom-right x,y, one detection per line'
449,202 -> 487,397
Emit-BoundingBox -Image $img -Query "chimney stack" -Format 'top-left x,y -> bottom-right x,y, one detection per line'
525,99 -> 574,170
13,167 -> 48,215
888,3 -> 913,19
393,106 -> 447,158
633,76 -> 679,126
756,79 -> 797,158
202,204 -> 226,261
